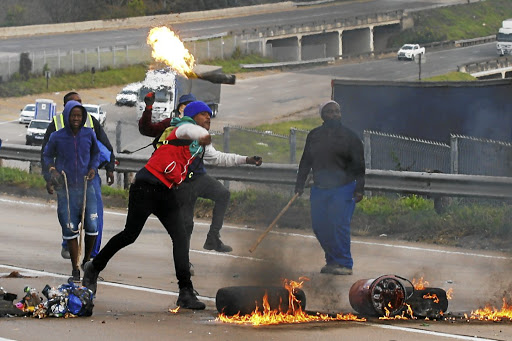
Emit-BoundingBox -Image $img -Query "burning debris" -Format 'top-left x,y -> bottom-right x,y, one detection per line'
470,298 -> 512,321
349,275 -> 451,320
215,278 -> 365,325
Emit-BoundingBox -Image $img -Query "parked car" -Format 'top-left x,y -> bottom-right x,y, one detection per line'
397,44 -> 425,61
26,119 -> 50,145
19,104 -> 36,124
116,82 -> 141,107
83,104 -> 106,127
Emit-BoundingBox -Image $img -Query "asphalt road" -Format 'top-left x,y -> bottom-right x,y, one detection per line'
0,194 -> 511,340
0,0 -> 469,56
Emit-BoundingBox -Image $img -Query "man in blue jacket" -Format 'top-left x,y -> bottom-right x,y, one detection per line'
41,92 -> 115,261
43,100 -> 100,281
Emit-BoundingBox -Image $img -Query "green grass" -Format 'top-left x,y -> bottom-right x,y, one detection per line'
0,64 -> 148,98
423,71 -> 477,82
388,0 -> 512,47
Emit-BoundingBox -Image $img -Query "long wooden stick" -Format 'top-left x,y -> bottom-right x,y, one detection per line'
77,176 -> 88,267
248,192 -> 299,253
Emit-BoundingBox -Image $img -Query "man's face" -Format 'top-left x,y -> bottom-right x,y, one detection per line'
322,103 -> 342,121
193,112 -> 211,130
69,107 -> 83,130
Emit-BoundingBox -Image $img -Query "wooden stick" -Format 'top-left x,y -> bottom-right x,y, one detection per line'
77,176 -> 88,267
248,192 -> 299,253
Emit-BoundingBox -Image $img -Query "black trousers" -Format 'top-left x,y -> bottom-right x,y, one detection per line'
92,180 -> 192,290
175,173 -> 230,242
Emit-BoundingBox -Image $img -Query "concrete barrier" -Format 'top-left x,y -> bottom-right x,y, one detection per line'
0,2 -> 297,39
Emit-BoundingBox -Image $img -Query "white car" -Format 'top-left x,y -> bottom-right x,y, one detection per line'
397,44 -> 425,61
83,104 -> 106,127
116,82 -> 141,107
25,119 -> 50,145
19,104 -> 36,124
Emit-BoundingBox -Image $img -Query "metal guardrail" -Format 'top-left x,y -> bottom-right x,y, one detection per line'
2,143 -> 512,199
240,57 -> 334,70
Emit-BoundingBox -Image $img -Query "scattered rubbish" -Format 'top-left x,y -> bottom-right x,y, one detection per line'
14,281 -> 94,318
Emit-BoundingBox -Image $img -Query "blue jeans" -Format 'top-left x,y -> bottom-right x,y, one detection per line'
62,176 -> 103,256
310,181 -> 356,269
57,181 -> 98,240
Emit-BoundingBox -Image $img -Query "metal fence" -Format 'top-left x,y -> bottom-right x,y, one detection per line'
365,130 -> 512,177
363,130 -> 451,173
207,125 -> 310,164
0,33 -> 266,81
112,124 -> 512,176
451,134 -> 512,177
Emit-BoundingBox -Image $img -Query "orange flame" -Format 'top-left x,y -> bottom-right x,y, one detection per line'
423,293 -> 440,304
169,306 -> 180,314
217,277 -> 366,325
470,298 -> 512,321
147,26 -> 195,78
412,277 -> 430,290
446,288 -> 454,300
379,303 -> 416,320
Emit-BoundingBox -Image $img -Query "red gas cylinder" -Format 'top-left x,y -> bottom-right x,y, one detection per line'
348,275 -> 413,317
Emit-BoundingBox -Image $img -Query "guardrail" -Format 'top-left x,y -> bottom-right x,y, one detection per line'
458,56 -> 512,74
240,57 -> 334,70
2,143 -> 512,199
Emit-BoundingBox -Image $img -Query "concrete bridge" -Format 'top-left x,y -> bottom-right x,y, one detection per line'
235,10 -> 405,61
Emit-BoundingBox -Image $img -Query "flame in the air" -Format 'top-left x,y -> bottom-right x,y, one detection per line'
147,26 -> 195,77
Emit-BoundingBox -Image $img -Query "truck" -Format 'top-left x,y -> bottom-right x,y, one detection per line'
33,99 -> 57,121
135,64 -> 233,122
397,44 -> 425,61
496,19 -> 512,56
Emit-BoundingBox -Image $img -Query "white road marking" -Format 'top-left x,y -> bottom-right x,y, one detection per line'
369,323 -> 500,341
1,197 -> 510,261
0,264 -> 215,302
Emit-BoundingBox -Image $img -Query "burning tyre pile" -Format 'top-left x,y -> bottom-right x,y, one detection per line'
212,276 -> 512,326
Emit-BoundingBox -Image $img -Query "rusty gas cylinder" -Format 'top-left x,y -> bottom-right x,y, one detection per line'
349,275 -> 413,317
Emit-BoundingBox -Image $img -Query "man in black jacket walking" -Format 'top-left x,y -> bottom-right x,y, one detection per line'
295,100 -> 365,276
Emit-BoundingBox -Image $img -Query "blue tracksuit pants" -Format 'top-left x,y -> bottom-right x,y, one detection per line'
62,175 -> 103,257
310,181 -> 356,269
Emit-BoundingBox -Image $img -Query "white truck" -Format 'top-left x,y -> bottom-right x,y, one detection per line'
135,65 -> 231,122
397,44 -> 425,61
496,19 -> 512,56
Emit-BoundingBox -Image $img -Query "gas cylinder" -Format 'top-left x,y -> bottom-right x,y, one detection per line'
348,275 -> 413,317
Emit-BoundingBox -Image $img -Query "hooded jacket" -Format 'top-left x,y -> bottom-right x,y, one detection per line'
43,100 -> 100,188
295,101 -> 365,194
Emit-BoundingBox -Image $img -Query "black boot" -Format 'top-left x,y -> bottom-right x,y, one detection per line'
82,261 -> 100,294
203,233 -> 232,252
176,287 -> 205,310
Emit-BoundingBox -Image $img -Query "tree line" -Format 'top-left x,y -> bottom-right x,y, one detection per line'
1,0 -> 293,27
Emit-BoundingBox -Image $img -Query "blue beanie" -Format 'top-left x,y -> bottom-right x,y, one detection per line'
184,101 -> 212,118
178,93 -> 196,106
